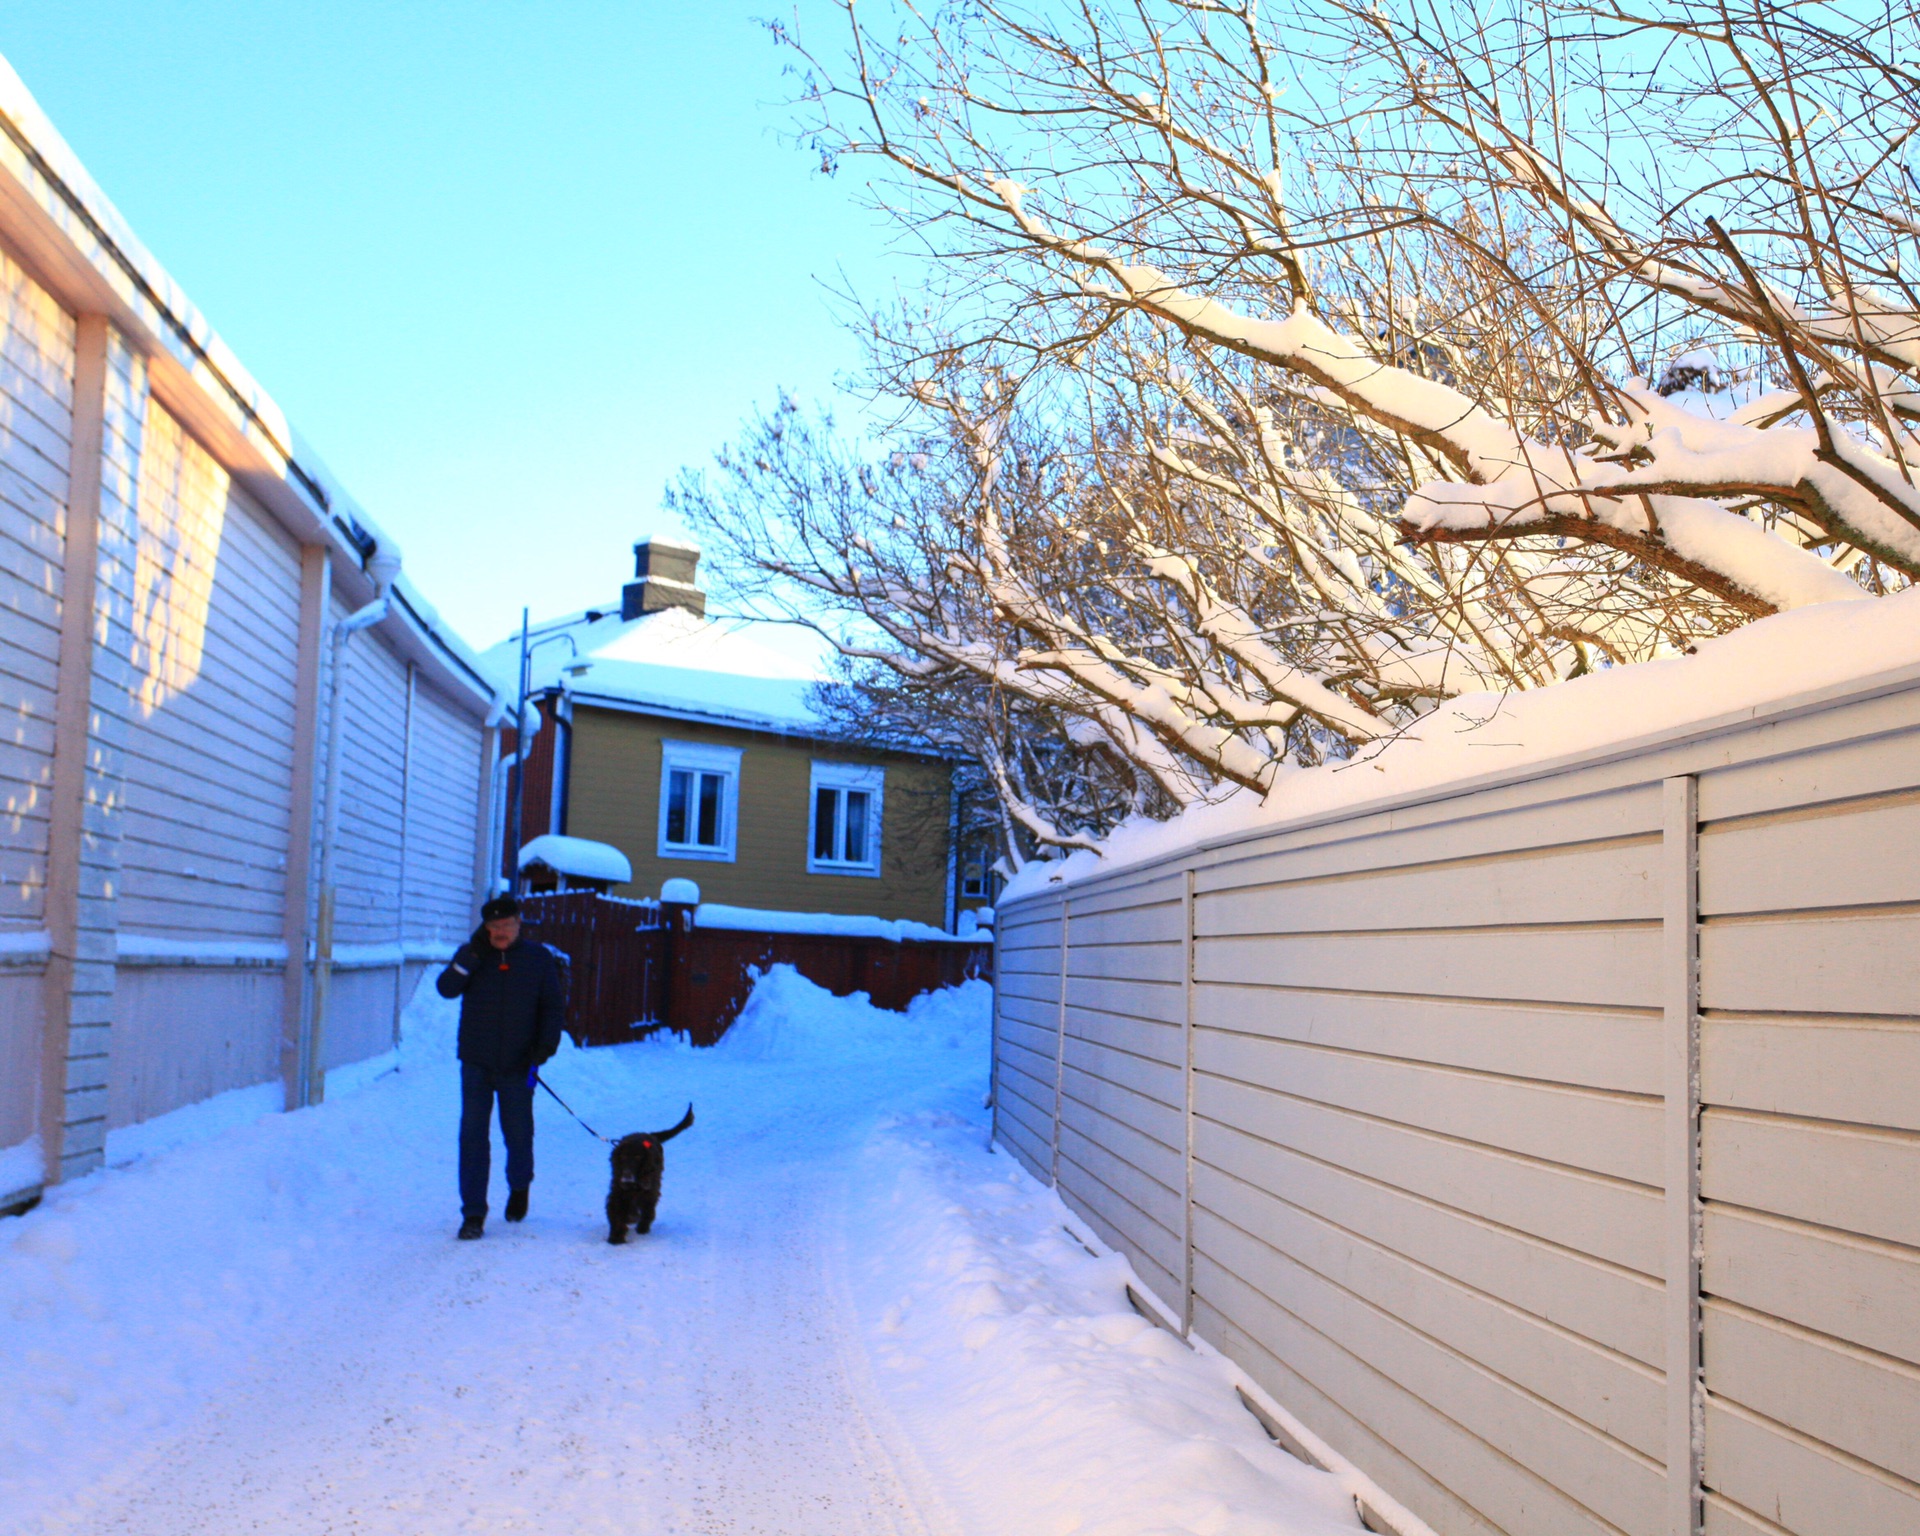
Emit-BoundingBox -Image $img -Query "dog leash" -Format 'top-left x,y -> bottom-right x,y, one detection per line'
531,1073 -> 614,1144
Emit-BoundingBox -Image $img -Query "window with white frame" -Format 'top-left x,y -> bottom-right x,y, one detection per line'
808,762 -> 883,876
657,740 -> 741,862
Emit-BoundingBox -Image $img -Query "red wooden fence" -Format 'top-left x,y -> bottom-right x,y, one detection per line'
518,893 -> 992,1048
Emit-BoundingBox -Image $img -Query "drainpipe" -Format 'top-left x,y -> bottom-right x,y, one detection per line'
304,542 -> 403,1108
486,705 -> 540,895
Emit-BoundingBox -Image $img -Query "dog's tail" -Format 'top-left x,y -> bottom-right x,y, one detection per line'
652,1104 -> 694,1142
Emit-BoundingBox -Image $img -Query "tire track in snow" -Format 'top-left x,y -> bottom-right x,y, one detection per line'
30,1049 -> 955,1535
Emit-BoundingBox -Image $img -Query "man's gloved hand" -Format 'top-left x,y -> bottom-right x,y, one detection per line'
525,1066 -> 539,1090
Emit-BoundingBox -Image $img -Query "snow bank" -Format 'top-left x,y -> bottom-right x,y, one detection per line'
696,903 -> 979,942
104,1082 -> 285,1169
0,1135 -> 40,1199
517,833 -> 633,884
1008,588 -> 1920,898
683,963 -> 990,1062
848,1114 -> 1367,1535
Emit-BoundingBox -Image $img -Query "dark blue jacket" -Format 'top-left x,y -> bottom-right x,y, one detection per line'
437,937 -> 566,1075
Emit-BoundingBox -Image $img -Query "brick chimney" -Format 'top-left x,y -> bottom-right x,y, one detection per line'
621,537 -> 705,620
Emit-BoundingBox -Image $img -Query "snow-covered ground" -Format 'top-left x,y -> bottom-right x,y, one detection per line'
2,968 -> 1362,1536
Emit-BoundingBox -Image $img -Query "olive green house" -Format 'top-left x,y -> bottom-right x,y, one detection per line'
486,539 -> 977,930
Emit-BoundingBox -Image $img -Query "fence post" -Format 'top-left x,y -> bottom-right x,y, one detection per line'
1052,895 -> 1070,1189
661,896 -> 695,1037
1182,866 -> 1196,1337
1661,775 -> 1704,1536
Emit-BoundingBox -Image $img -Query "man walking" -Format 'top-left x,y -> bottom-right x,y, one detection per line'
437,895 -> 565,1239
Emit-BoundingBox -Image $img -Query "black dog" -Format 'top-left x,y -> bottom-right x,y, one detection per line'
606,1105 -> 694,1244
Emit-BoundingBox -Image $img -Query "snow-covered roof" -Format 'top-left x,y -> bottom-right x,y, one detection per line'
483,602 -> 836,734
517,834 -> 633,884
0,55 -> 496,718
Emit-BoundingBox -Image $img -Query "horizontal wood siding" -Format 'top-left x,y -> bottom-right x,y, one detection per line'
331,604 -> 408,949
0,247 -> 71,1159
118,401 -> 300,942
995,691 -> 1920,1536
405,677 -> 483,950
1694,730 -> 1920,1535
565,706 -> 951,925
993,901 -> 1062,1184
108,966 -> 283,1128
1189,787 -> 1666,1536
0,246 -> 72,937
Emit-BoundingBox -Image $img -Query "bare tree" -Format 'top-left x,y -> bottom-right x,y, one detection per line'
688,0 -> 1917,840
783,0 -> 1916,594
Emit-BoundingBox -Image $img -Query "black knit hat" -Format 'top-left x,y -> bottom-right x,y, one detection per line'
481,895 -> 521,922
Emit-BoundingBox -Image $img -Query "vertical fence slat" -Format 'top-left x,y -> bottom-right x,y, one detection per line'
1663,775 -> 1704,1536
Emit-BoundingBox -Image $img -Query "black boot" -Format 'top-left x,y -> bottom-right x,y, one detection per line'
504,1188 -> 529,1223
458,1217 -> 484,1240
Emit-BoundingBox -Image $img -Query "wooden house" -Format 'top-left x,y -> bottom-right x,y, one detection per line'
491,539 -> 983,931
0,59 -> 499,1212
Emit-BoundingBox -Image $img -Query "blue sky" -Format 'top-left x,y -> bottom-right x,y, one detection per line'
0,3 -> 899,647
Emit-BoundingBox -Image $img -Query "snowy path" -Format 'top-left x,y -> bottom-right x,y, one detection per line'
4,972 -> 1363,1536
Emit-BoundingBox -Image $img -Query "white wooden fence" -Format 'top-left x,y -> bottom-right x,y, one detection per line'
993,663 -> 1920,1536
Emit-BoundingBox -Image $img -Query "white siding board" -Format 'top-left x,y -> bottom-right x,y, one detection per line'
1704,1301 -> 1920,1486
1701,909 -> 1920,1016
330,618 -> 408,949
1703,1395 -> 1920,1536
1195,782 -> 1663,893
1702,1108 -> 1920,1249
1200,1294 -> 1514,1536
1063,902 -> 1182,946
1058,1166 -> 1182,1307
1063,1032 -> 1182,1113
1198,1075 -> 1666,1276
1200,1117 -> 1665,1367
118,403 -> 298,942
403,679 -> 483,946
1196,1028 -> 1664,1186
1064,1003 -> 1183,1066
1066,973 -> 1186,1025
1058,1092 -> 1182,1201
1061,1060 -> 1182,1156
1195,1237 -> 1658,1536
1197,924 -> 1663,1009
1198,836 -> 1662,936
1702,1017 -> 1920,1133
0,247 -> 73,933
1196,1160 -> 1666,1459
1697,723 -> 1920,823
1059,1123 -> 1184,1240
1197,983 -> 1662,1095
1066,941 -> 1183,984
1703,1204 -> 1920,1366
1700,792 -> 1920,915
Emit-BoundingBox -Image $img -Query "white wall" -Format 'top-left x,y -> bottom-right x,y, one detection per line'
105,400 -> 306,1129
996,676 -> 1920,1536
0,246 -> 73,1170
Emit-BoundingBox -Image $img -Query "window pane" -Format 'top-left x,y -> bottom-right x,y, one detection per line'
845,790 -> 869,864
696,771 -> 722,847
814,787 -> 837,860
666,768 -> 690,844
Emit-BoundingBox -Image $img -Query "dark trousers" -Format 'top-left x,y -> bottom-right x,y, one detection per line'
459,1062 -> 534,1220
